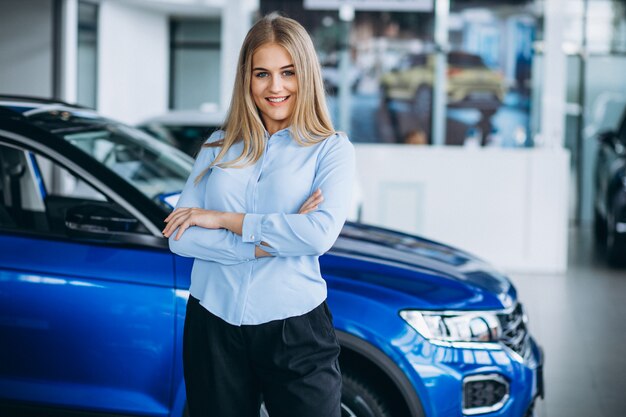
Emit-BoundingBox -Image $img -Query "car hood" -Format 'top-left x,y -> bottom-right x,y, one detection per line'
323,222 -> 516,310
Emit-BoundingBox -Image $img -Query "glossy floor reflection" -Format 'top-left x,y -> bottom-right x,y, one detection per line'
510,225 -> 626,417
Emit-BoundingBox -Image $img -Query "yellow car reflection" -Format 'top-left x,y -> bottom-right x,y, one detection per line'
380,51 -> 506,110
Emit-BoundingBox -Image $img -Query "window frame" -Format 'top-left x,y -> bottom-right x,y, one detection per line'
0,135 -> 167,250
168,17 -> 222,110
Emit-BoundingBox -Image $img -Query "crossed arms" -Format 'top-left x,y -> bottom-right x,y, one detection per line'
164,134 -> 355,264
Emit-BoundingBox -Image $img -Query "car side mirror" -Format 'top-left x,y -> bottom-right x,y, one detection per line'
65,202 -> 139,235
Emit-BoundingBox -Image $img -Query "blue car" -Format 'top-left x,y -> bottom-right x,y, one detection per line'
0,96 -> 543,417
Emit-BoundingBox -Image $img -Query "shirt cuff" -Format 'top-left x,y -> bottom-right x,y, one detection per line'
242,213 -> 263,243
239,242 -> 257,261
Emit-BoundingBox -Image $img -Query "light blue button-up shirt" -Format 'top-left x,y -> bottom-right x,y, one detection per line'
168,128 -> 355,325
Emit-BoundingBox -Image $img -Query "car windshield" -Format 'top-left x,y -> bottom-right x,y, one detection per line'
22,106 -> 193,205
448,53 -> 486,68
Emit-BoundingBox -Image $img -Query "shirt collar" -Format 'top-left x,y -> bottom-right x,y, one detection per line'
266,126 -> 291,139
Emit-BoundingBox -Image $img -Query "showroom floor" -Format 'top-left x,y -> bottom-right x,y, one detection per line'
511,225 -> 626,417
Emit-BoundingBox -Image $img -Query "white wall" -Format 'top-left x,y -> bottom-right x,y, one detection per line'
0,0 -> 53,97
97,1 -> 168,124
355,146 -> 570,273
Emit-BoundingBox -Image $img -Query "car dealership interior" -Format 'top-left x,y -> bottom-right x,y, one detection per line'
0,1 -> 624,417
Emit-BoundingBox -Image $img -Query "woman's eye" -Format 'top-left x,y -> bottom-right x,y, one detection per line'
283,70 -> 295,77
255,72 -> 269,78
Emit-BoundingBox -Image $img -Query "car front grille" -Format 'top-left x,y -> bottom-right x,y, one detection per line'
497,303 -> 531,360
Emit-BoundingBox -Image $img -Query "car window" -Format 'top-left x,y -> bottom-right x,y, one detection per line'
144,124 -> 218,157
448,53 -> 486,68
34,154 -> 106,202
20,106 -> 194,204
64,127 -> 190,200
0,142 -> 149,238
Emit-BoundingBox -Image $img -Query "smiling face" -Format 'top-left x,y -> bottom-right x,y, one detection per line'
250,43 -> 298,135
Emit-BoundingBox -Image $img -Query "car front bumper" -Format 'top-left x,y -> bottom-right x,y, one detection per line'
398,334 -> 544,417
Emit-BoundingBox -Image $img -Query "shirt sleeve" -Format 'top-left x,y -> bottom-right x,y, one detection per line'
241,134 -> 355,257
168,131 -> 257,265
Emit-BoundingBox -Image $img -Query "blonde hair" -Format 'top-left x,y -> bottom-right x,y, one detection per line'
195,13 -> 335,183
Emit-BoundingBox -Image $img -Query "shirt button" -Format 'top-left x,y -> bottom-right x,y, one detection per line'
250,234 -> 255,240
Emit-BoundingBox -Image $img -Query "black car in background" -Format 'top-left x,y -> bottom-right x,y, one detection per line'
594,105 -> 626,265
138,110 -> 224,157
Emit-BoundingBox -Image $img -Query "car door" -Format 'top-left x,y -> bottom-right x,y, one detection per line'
0,140 -> 176,416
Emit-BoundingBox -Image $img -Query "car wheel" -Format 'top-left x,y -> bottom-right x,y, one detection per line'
186,375 -> 392,417
606,206 -> 625,266
341,372 -> 392,417
185,401 -> 270,417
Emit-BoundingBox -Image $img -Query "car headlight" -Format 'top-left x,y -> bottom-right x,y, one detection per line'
399,310 -> 501,345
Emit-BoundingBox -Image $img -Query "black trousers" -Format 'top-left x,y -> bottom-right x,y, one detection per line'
183,296 -> 342,417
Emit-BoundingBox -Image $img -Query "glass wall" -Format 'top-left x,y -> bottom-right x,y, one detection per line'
533,0 -> 626,222
169,18 -> 221,111
580,0 -> 626,222
260,0 -> 537,147
77,1 -> 98,109
443,1 -> 536,147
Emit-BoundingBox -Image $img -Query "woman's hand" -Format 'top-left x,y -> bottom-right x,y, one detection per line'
298,189 -> 323,214
162,208 -> 223,240
255,246 -> 272,258
163,189 -> 323,243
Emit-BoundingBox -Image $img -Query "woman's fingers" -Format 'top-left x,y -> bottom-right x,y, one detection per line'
174,221 -> 191,240
163,208 -> 192,237
300,205 -> 318,214
300,196 -> 323,213
298,190 -> 323,214
163,208 -> 220,238
164,207 -> 188,223
163,212 -> 180,235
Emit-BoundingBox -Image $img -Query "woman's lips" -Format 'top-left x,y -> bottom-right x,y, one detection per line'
266,96 -> 290,106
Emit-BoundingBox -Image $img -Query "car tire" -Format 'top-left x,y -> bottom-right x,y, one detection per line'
341,372 -> 392,417
185,375 -> 393,417
184,401 -> 270,417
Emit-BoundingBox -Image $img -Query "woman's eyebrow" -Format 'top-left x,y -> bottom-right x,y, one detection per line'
252,64 -> 295,71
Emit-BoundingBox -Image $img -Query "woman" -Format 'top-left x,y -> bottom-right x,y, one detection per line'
162,13 -> 355,417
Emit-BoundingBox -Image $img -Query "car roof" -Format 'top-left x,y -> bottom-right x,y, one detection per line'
0,95 -> 87,112
0,96 -> 172,228
139,110 -> 226,127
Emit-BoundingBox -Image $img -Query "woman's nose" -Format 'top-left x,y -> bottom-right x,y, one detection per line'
269,75 -> 283,92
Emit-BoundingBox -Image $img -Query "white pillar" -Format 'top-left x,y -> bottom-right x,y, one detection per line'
220,0 -> 258,112
540,0 -> 567,148
60,0 -> 78,103
432,0 -> 449,146
338,5 -> 354,134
